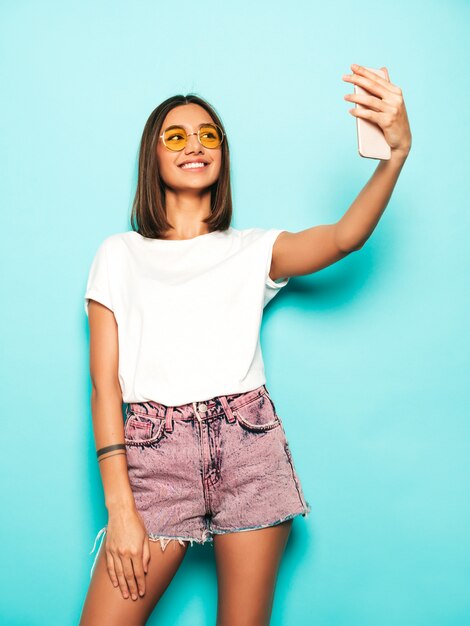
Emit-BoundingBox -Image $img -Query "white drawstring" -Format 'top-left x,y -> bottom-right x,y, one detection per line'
89,526 -> 107,578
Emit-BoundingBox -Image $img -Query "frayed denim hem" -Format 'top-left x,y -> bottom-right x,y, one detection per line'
88,502 -> 312,574
148,527 -> 213,552
210,504 -> 312,536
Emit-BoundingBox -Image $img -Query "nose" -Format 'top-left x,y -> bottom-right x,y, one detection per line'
185,131 -> 203,154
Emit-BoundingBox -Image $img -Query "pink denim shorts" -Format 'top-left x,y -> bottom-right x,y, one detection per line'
89,384 -> 311,575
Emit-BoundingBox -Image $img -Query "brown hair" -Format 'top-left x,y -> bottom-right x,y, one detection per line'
130,94 -> 233,238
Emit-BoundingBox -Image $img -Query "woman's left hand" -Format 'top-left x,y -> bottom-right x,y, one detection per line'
343,64 -> 412,158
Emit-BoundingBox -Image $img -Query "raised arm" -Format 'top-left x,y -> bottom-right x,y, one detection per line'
269,64 -> 412,282
87,300 -> 149,600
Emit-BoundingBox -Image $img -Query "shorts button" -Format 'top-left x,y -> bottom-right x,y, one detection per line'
198,403 -> 207,412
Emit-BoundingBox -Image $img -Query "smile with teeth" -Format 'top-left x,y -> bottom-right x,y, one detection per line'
180,162 -> 208,170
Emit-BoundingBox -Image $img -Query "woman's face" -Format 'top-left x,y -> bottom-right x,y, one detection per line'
156,103 -> 223,192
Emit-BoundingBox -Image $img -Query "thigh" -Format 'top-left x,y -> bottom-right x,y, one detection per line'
213,519 -> 293,626
79,535 -> 189,626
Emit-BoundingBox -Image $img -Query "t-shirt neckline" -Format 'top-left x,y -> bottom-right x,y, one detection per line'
134,228 -> 228,243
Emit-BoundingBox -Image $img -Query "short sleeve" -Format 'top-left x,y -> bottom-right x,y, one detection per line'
263,228 -> 290,308
84,239 -> 114,317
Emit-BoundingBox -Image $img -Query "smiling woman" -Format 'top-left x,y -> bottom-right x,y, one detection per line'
80,69 -> 413,622
130,95 -> 232,241
80,94 -> 311,626
81,77 -> 411,623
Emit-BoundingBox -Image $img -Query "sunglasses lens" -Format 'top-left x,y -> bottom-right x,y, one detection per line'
163,126 -> 187,151
162,124 -> 223,150
199,124 -> 222,148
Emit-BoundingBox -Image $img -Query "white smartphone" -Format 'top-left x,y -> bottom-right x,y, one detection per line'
354,66 -> 391,160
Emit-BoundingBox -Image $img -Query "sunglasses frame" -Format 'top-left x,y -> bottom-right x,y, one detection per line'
159,123 -> 225,151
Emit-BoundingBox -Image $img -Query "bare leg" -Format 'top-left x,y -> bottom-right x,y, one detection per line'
213,519 -> 293,626
79,537 -> 189,626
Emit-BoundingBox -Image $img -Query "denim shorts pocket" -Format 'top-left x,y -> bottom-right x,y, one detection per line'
124,413 -> 165,446
232,393 -> 281,432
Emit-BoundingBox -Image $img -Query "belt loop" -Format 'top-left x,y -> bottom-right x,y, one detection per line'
165,406 -> 174,432
192,401 -> 203,423
220,395 -> 236,423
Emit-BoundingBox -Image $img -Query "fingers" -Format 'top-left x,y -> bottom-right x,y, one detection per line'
347,107 -> 384,124
132,553 -> 147,598
142,537 -> 151,575
107,547 -> 144,601
343,64 -> 401,98
120,553 -> 140,601
350,64 -> 391,87
102,516 -> 150,601
344,91 -> 387,113
106,550 -> 120,589
111,551 -> 132,599
381,66 -> 391,82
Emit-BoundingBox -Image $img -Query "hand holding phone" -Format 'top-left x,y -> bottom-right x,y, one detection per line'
352,66 -> 391,160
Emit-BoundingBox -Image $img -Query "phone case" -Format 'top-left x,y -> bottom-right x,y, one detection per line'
354,66 -> 391,160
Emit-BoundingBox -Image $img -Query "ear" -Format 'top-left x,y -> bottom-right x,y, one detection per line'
381,66 -> 390,82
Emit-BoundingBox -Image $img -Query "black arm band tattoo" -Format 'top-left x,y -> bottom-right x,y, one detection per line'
97,443 -> 126,458
98,451 -> 127,463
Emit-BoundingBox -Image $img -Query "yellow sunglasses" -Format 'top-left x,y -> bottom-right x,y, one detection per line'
159,123 -> 224,151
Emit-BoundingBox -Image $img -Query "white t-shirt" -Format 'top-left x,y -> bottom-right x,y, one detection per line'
84,226 -> 289,405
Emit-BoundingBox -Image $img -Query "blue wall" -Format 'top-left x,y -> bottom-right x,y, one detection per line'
1,0 -> 469,624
